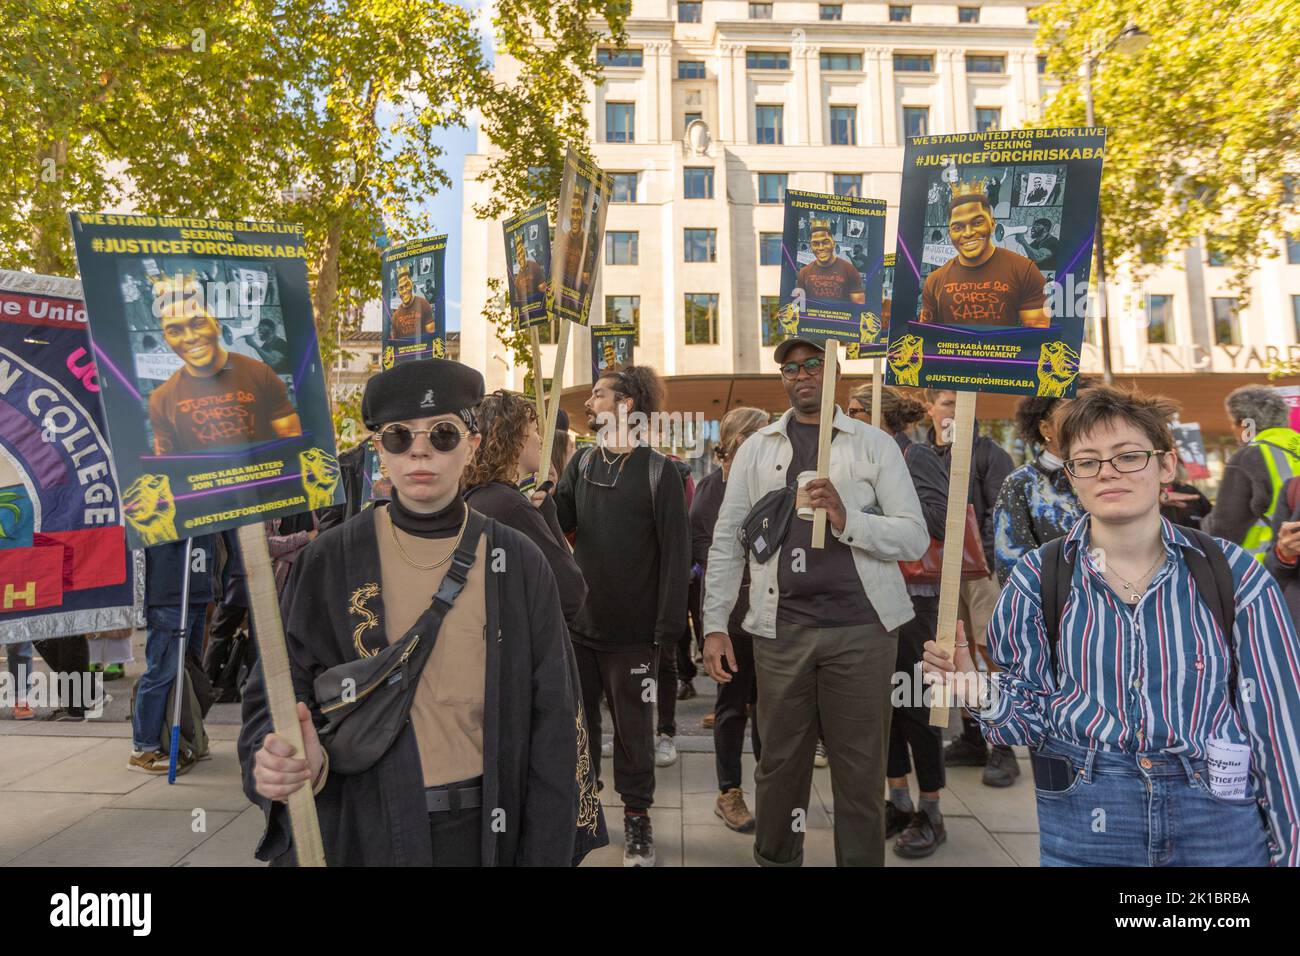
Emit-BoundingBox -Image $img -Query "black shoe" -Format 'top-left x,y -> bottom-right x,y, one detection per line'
982,744 -> 1021,787
943,735 -> 988,766
623,811 -> 655,867
44,708 -> 87,722
894,810 -> 947,859
676,679 -> 696,701
885,800 -> 911,839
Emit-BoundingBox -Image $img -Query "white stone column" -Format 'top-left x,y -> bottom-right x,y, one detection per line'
946,47 -> 970,133
650,41 -> 673,144
804,45 -> 823,146
718,44 -> 737,143
864,46 -> 885,146
878,46 -> 898,146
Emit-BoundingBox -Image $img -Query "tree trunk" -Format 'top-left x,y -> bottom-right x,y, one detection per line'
312,215 -> 343,366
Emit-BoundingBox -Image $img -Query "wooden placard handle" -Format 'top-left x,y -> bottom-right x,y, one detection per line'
529,325 -> 548,484
870,357 -> 883,431
928,391 -> 977,728
537,318 -> 572,488
811,338 -> 839,550
237,522 -> 327,867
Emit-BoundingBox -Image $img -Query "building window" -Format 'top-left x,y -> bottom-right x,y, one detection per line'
1293,296 -> 1300,342
1212,297 -> 1240,346
903,106 -> 929,138
975,107 -> 1000,132
610,172 -> 638,202
1287,235 -> 1300,264
958,6 -> 980,22
535,316 -> 561,344
819,4 -> 842,19
684,293 -> 720,344
966,55 -> 1006,74
684,111 -> 703,129
604,296 -> 642,344
829,106 -> 857,145
606,231 -> 639,266
1206,238 -> 1229,267
597,48 -> 643,67
746,50 -> 789,70
894,53 -> 934,72
749,2 -> 772,18
684,228 -> 718,263
605,103 -> 635,143
756,105 -> 784,144
758,173 -> 787,204
1037,55 -> 1048,74
761,296 -> 784,345
889,5 -> 911,21
677,1 -> 702,22
820,52 -> 862,71
1146,294 -> 1173,344
833,174 -> 862,197
760,233 -> 782,266
678,60 -> 706,79
684,167 -> 714,199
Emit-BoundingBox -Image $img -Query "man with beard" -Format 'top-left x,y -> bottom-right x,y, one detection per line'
510,235 -> 547,323
554,365 -> 690,866
148,274 -> 301,454
1010,217 -> 1060,273
920,182 -> 1050,328
702,338 -> 928,866
390,267 -> 434,339
795,221 -> 866,304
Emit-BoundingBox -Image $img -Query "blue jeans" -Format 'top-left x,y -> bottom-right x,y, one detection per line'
5,642 -> 34,701
1035,736 -> 1273,866
131,606 -> 205,752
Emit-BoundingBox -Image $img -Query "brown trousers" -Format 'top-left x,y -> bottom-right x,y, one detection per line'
752,621 -> 898,867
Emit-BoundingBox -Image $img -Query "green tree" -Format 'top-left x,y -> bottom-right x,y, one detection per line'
1033,0 -> 1300,296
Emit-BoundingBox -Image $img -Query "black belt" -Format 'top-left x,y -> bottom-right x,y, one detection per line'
425,776 -> 484,813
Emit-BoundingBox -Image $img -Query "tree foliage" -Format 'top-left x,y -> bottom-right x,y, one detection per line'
1033,0 -> 1300,294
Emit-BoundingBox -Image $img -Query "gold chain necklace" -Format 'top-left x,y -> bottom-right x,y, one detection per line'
1109,553 -> 1166,604
599,444 -> 626,466
387,505 -> 469,571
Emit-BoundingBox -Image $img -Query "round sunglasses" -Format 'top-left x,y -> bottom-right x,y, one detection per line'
375,422 -> 469,455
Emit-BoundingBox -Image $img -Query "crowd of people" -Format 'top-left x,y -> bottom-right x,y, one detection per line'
7,344 -> 1300,869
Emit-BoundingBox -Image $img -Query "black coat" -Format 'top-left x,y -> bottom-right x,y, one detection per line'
237,506 -> 606,866
928,421 -> 1013,565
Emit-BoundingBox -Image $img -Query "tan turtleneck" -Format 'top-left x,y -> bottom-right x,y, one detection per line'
374,505 -> 487,787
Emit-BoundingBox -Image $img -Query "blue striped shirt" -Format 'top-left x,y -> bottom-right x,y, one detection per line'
980,516 -> 1300,866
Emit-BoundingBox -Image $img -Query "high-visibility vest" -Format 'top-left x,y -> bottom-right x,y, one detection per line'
1240,426 -> 1300,562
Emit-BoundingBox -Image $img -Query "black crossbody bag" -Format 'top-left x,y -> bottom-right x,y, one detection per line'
737,486 -> 795,564
313,510 -> 486,775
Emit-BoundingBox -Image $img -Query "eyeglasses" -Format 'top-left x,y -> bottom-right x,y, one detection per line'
376,422 -> 469,455
1063,449 -> 1164,479
847,406 -> 868,419
779,357 -> 825,379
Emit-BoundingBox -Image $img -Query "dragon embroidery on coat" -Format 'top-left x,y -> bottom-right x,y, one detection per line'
349,583 -> 382,657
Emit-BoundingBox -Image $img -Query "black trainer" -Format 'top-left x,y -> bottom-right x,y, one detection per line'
943,735 -> 989,766
894,810 -> 947,859
982,744 -> 1021,787
676,679 -> 696,701
885,800 -> 911,839
623,811 -> 655,867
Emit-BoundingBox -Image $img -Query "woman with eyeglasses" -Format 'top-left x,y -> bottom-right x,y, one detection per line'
925,387 -> 1300,866
239,359 -> 599,866
692,406 -> 768,833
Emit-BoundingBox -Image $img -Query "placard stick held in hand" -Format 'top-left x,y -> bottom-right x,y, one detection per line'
928,390 -> 977,728
870,357 -> 883,430
238,522 -> 327,867
811,338 -> 840,549
537,318 -> 572,488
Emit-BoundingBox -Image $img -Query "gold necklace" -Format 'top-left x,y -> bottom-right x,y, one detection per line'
1109,553 -> 1166,604
599,444 -> 626,466
387,505 -> 469,571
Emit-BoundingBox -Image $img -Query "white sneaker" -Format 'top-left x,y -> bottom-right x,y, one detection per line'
814,741 -> 828,768
601,738 -> 613,758
654,734 -> 678,767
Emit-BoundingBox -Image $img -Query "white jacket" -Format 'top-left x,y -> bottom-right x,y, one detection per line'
702,407 -> 929,638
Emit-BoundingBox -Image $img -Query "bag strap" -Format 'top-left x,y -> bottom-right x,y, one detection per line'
1038,537 -> 1070,681
1287,475 -> 1300,513
648,449 -> 664,520
390,509 -> 487,669
1182,528 -> 1239,712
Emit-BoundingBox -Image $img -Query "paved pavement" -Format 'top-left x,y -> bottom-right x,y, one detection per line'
0,639 -> 1040,867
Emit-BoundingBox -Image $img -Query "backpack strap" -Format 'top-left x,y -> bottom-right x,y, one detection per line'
647,449 -> 665,520
1287,475 -> 1300,514
1038,537 -> 1071,682
1182,528 -> 1239,712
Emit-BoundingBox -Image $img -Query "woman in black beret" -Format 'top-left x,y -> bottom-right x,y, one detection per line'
238,358 -> 604,866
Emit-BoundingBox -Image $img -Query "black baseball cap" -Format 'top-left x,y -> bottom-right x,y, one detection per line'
774,337 -> 825,365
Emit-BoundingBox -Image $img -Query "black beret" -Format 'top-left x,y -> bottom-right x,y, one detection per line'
362,358 -> 485,431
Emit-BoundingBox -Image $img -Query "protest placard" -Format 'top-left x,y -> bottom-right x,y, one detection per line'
380,235 -> 448,368
591,323 -> 636,382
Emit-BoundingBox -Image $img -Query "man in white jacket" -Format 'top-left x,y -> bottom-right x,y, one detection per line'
702,337 -> 928,866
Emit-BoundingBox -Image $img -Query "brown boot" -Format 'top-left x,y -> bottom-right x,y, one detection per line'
715,788 -> 755,833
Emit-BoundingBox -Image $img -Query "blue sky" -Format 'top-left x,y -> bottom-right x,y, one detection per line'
423,123 -> 475,332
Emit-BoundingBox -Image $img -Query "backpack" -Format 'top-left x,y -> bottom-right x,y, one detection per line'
1038,527 -> 1239,709
130,657 -> 212,760
577,445 -> 668,517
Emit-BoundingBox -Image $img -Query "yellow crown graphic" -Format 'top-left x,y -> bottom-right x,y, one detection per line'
949,178 -> 991,202
809,218 -> 833,234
